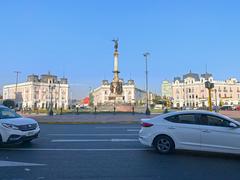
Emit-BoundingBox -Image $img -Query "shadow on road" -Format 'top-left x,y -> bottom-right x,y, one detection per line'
147,149 -> 240,160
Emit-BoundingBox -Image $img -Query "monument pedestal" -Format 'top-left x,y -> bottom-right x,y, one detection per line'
108,94 -> 124,104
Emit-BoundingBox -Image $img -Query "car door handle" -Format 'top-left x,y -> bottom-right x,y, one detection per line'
202,130 -> 211,133
168,127 -> 176,130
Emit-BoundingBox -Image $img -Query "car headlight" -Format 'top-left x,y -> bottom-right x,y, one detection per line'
2,123 -> 19,130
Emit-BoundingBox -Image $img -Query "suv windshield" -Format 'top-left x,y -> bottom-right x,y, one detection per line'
0,108 -> 22,119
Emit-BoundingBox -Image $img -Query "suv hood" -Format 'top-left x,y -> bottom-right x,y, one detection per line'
1,117 -> 37,126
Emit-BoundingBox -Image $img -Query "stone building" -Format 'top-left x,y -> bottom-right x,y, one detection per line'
92,79 -> 151,106
171,71 -> 240,108
3,73 -> 69,109
161,80 -> 172,98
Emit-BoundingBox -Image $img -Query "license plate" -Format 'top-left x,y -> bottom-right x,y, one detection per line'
27,131 -> 35,136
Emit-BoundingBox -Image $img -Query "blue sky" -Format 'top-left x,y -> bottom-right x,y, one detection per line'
1,0 -> 240,98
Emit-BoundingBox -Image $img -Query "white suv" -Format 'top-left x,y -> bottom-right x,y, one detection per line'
0,105 -> 40,145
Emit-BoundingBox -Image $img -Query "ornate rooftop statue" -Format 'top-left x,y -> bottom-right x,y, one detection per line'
112,38 -> 119,51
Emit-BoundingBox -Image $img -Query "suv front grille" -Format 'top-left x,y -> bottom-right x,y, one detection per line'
18,124 -> 37,131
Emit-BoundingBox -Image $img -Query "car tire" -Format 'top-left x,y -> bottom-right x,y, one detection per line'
153,135 -> 175,154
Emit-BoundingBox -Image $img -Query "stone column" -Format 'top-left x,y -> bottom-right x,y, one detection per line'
113,50 -> 119,82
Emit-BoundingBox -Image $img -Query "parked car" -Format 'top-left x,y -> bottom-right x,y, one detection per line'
235,106 -> 240,111
220,105 -> 234,111
0,105 -> 40,145
139,110 -> 240,155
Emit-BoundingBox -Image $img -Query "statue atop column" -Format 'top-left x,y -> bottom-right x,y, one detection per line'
109,38 -> 124,102
112,38 -> 119,52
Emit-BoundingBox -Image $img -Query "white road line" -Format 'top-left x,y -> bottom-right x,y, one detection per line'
95,127 -> 139,129
0,160 -> 46,167
0,148 -> 153,151
51,139 -> 139,143
127,129 -> 139,132
48,134 -> 138,136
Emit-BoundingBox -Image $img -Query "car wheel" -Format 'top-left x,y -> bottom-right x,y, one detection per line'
154,135 -> 175,154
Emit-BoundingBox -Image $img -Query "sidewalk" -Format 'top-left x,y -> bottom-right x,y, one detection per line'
23,111 -> 240,124
26,113 -> 159,124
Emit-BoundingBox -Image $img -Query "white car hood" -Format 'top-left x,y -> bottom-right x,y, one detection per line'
1,117 -> 37,126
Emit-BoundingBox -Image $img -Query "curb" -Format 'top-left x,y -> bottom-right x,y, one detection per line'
37,121 -> 141,125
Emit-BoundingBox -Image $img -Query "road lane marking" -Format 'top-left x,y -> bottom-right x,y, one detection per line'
0,148 -> 153,151
0,160 -> 46,167
48,134 -> 138,136
95,127 -> 139,129
127,129 -> 139,132
51,139 -> 139,142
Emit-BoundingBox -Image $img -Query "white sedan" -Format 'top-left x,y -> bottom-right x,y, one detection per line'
139,110 -> 240,155
0,105 -> 40,145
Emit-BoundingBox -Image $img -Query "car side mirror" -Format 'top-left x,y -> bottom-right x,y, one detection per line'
229,122 -> 238,128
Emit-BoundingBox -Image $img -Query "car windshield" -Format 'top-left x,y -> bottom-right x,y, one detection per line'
0,108 -> 22,119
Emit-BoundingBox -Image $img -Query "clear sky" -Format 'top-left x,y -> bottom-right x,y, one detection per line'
1,0 -> 240,99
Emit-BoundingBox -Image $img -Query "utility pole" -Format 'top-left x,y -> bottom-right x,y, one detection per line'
215,89 -> 218,112
143,52 -> 150,115
14,71 -> 21,105
48,84 -> 56,116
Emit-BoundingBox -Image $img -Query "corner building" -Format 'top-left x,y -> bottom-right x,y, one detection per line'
172,71 -> 240,108
3,73 -> 69,110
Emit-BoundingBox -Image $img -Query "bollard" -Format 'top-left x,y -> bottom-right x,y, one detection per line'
113,106 -> 116,115
60,107 -> 63,115
94,106 -> 97,114
132,106 -> 135,115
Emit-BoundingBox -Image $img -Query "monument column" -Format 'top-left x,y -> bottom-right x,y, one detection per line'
109,39 -> 124,103
113,50 -> 119,82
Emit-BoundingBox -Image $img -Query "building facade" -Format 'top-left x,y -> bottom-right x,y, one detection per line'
161,80 -> 172,98
92,79 -> 153,106
3,73 -> 69,109
171,71 -> 240,108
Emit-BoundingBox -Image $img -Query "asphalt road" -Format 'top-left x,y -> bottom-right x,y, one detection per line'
0,124 -> 240,180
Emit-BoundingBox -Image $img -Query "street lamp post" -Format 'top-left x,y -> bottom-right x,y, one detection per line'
215,89 -> 218,112
143,52 -> 151,115
48,84 -> 56,116
14,71 -> 21,107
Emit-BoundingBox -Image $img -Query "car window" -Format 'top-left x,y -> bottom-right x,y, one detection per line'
200,115 -> 231,127
165,114 -> 196,124
0,108 -> 21,119
165,115 -> 179,123
178,114 -> 196,124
